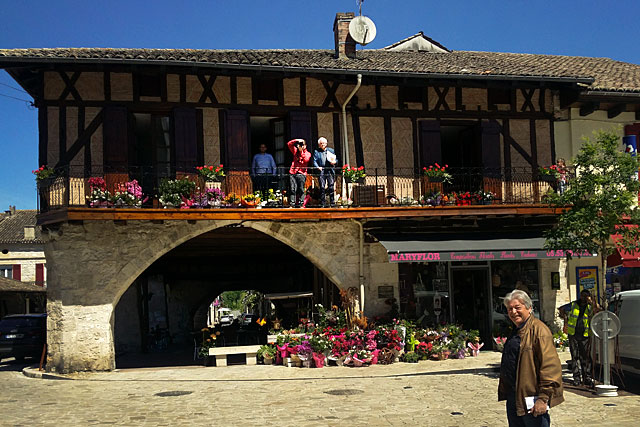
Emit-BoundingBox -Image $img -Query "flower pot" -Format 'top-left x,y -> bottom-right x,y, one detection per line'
313,352 -> 326,368
203,355 -> 215,367
263,356 -> 273,365
240,199 -> 257,208
539,175 -> 557,182
302,360 -> 313,368
205,180 -> 223,190
426,176 -> 445,183
344,177 -> 365,184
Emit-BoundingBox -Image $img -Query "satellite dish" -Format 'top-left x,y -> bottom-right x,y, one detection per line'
349,16 -> 377,46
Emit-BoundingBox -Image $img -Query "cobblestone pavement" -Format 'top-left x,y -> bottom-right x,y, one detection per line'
1,350 -> 639,426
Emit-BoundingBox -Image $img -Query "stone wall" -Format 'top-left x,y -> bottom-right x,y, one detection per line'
44,218 -> 361,372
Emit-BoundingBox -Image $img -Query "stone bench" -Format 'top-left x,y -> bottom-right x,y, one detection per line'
208,345 -> 261,367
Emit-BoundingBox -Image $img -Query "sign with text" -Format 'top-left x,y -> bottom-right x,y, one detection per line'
576,266 -> 599,298
388,249 -> 594,263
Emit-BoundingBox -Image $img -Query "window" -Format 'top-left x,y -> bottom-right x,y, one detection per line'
133,113 -> 171,191
491,260 -> 540,337
0,266 -> 12,278
398,262 -> 450,326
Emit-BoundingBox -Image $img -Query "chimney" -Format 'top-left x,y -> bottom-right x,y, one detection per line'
334,12 -> 356,59
9,205 -> 16,215
24,226 -> 35,240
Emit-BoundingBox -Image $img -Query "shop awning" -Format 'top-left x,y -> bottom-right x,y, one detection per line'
610,226 -> 640,267
380,236 -> 594,263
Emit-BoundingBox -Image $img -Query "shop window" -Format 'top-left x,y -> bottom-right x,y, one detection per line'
491,260 -> 540,337
398,262 -> 450,326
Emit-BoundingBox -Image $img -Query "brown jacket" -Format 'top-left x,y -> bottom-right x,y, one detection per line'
498,315 -> 564,416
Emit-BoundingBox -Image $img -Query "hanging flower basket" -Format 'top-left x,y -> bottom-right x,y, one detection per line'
428,176 -> 445,183
539,174 -> 557,182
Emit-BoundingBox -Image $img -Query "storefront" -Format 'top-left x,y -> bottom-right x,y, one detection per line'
383,235 -> 589,344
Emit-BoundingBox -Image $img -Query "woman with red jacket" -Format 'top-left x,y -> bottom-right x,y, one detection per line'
287,138 -> 311,208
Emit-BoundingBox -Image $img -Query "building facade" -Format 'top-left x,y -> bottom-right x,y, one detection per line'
2,12 -> 640,372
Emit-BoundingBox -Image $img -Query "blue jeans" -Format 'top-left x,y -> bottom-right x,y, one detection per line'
318,170 -> 335,206
506,394 -> 550,427
289,173 -> 306,207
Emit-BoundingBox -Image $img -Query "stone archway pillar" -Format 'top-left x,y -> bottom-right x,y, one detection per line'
47,301 -> 115,373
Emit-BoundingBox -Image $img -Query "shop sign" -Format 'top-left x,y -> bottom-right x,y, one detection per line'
389,249 -> 594,263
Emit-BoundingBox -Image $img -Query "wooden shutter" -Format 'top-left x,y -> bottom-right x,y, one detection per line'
103,106 -> 129,191
419,120 -> 441,166
287,111 -> 312,151
481,121 -> 501,170
35,263 -> 44,286
173,107 -> 198,172
12,264 -> 21,281
223,110 -> 252,195
481,120 -> 503,199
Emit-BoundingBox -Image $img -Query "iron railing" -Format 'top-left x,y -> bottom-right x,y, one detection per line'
36,165 -> 562,212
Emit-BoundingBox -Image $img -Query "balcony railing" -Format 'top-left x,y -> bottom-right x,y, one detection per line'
36,165 -> 561,213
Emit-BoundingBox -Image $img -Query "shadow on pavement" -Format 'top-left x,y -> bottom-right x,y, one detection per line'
115,345 -> 202,369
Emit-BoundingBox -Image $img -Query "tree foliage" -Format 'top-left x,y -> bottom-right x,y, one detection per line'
544,130 -> 640,299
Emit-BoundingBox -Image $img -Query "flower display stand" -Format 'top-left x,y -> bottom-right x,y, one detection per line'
208,345 -> 261,367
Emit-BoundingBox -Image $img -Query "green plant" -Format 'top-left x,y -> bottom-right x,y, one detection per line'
158,177 -> 196,207
422,163 -> 452,183
198,327 -> 219,358
401,351 -> 420,363
257,344 -> 276,359
196,164 -> 225,181
32,165 -> 55,181
539,165 -> 560,178
544,130 -> 640,306
342,164 -> 366,182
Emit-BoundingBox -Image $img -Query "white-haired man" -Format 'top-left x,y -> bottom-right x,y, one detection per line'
312,137 -> 338,207
498,289 -> 564,426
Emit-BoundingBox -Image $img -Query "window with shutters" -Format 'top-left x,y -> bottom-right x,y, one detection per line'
0,266 -> 12,278
133,113 -> 172,191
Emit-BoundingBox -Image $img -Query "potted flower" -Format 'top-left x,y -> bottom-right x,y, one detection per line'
401,351 -> 420,363
196,164 -> 225,182
158,177 -> 196,208
538,165 -> 560,182
32,165 -> 56,181
257,344 -> 277,365
335,195 -> 353,208
260,189 -> 283,208
240,192 -> 261,208
477,190 -> 497,205
342,164 -> 366,184
112,179 -> 147,207
422,163 -> 452,183
296,341 -> 313,367
224,192 -> 242,208
86,177 -> 112,207
198,327 -> 220,366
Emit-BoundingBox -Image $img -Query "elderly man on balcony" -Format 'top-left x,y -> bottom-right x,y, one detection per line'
313,137 -> 338,208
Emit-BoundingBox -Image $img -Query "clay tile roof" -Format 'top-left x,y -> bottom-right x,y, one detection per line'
0,210 -> 43,244
0,276 -> 45,292
1,47 -> 640,92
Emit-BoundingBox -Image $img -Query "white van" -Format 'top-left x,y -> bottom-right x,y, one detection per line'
611,290 -> 640,376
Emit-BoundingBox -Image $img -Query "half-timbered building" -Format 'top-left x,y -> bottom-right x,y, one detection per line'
2,12 -> 640,372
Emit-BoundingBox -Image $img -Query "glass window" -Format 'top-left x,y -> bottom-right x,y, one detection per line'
0,266 -> 12,278
491,260 -> 540,337
398,262 -> 450,327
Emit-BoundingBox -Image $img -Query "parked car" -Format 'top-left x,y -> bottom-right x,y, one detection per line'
610,290 -> 640,376
218,308 -> 234,326
240,313 -> 260,327
0,313 -> 47,362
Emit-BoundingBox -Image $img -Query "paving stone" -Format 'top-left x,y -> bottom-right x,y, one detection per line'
1,350 -> 638,426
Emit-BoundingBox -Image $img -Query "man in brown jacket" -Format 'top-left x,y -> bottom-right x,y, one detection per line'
498,289 -> 564,426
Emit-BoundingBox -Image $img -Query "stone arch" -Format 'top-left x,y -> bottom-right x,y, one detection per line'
45,218 -> 360,372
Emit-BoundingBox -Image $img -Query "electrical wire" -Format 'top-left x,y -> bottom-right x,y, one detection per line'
0,92 -> 34,107
0,82 -> 28,94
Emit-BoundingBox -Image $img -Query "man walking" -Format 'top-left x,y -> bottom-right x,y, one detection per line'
313,137 -> 338,207
559,290 -> 597,387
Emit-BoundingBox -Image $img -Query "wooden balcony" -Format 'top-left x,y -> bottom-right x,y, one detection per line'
36,165 -> 565,225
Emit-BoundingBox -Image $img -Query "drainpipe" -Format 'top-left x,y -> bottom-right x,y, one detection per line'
351,219 -> 365,315
341,74 -> 362,198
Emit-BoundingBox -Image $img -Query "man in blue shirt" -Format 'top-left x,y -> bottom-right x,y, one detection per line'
313,137 -> 338,207
251,143 -> 277,194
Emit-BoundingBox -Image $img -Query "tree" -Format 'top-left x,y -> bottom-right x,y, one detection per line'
544,130 -> 640,305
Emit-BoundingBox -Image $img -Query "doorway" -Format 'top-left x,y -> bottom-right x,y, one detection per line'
451,267 -> 491,344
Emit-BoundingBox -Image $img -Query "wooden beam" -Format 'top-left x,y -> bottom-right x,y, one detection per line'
607,103 -> 626,119
579,102 -> 599,116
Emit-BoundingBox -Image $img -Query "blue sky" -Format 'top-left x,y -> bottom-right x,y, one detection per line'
1,0 -> 640,210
